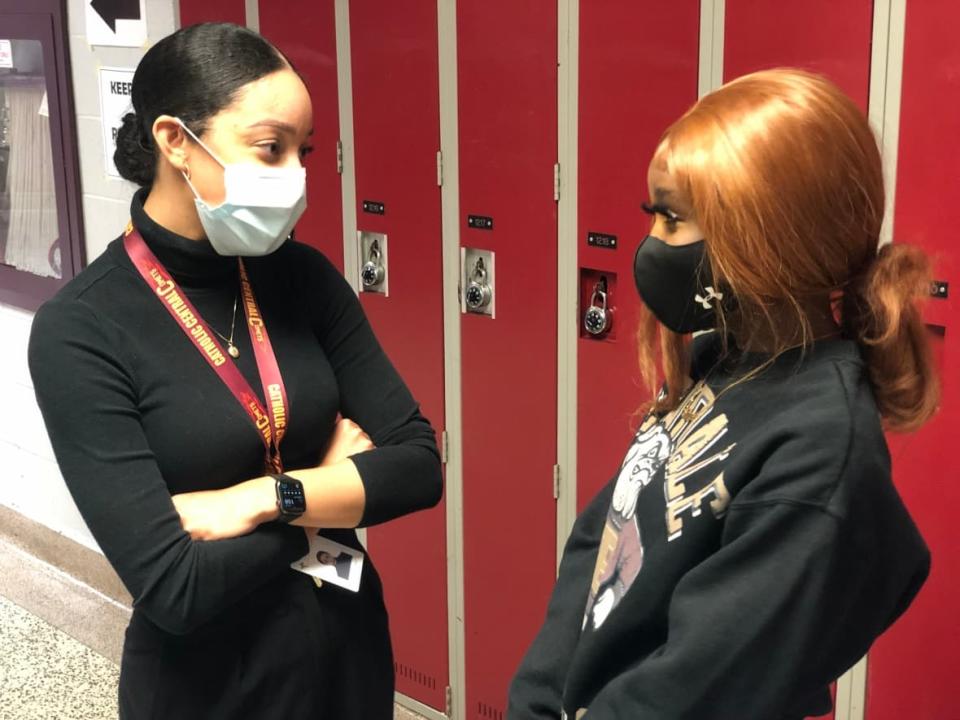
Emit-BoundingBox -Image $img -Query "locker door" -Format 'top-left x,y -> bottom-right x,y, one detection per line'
724,0 -> 874,110
866,1 -> 960,718
575,2 -> 700,510
258,0 -> 344,270
349,1 -> 449,711
457,2 -> 558,717
178,0 -> 246,27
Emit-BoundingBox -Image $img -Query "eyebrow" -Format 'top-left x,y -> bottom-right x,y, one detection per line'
653,187 -> 674,202
246,120 -> 314,136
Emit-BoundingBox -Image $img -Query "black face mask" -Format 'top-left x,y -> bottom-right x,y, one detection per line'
633,235 -> 724,333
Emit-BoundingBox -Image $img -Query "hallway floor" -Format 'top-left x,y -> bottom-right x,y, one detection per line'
0,594 -> 119,720
0,526 -> 425,720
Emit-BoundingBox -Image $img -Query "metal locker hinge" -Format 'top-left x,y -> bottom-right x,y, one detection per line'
437,150 -> 444,187
336,140 -> 344,175
445,686 -> 453,716
553,163 -> 561,201
553,464 -> 561,499
440,430 -> 449,464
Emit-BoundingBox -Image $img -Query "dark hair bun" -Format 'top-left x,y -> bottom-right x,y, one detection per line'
114,112 -> 156,187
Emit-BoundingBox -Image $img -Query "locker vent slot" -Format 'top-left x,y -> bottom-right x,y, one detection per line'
394,661 -> 438,691
478,701 -> 504,719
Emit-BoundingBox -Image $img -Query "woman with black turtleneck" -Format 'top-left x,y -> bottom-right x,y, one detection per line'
28,23 -> 441,720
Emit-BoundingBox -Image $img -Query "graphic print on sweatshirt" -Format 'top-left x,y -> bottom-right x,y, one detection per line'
583,381 -> 737,630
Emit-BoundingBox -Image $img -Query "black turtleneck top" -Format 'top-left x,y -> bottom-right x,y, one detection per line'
28,191 -> 442,717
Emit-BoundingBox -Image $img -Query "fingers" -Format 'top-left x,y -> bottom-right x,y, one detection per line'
321,418 -> 375,467
336,417 -> 370,433
353,428 -> 375,451
337,418 -> 375,449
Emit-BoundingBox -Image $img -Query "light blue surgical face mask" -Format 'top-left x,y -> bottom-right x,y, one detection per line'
177,119 -> 307,257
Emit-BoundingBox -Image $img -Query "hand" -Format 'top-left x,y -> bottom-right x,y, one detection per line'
321,418 -> 375,466
171,477 -> 275,541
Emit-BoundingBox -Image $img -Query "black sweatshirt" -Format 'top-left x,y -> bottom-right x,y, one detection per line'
508,334 -> 929,720
28,190 -> 442,717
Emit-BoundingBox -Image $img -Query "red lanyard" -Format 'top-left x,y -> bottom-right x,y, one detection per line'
123,225 -> 287,473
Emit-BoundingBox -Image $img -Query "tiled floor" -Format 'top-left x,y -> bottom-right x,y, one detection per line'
0,594 -> 427,719
0,595 -> 119,720
0,532 -> 427,720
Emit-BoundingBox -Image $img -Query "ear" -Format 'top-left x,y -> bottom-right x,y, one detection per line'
152,115 -> 190,174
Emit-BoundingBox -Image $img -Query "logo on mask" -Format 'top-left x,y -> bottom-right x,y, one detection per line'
695,286 -> 723,310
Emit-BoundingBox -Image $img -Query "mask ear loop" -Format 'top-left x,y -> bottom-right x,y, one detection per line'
175,118 -> 226,208
174,118 -> 227,168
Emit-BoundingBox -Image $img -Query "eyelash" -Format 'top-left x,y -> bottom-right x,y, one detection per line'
258,141 -> 315,160
641,202 -> 682,227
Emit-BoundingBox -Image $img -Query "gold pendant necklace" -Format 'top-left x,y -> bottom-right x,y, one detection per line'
211,291 -> 240,359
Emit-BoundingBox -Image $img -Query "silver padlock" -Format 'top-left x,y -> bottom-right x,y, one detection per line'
465,258 -> 493,311
361,240 -> 385,288
584,280 -> 612,336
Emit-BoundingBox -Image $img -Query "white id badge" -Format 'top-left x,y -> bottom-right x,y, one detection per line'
291,530 -> 364,592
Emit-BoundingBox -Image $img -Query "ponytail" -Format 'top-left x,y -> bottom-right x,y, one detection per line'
843,243 -> 940,432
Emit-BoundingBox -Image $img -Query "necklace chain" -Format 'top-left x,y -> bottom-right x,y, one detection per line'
210,290 -> 240,358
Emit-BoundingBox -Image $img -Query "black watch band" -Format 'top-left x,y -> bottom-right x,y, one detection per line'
271,474 -> 306,523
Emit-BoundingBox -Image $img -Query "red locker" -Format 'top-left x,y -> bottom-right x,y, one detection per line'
457,2 -> 559,717
724,0 -> 874,111
575,2 -> 700,510
178,0 -> 246,27
348,1 -> 449,710
258,0 -> 344,269
866,1 -> 960,718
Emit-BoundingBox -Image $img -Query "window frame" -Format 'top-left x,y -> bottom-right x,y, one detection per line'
0,0 -> 85,311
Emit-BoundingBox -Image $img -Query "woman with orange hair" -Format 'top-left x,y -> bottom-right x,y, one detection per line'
508,68 -> 936,720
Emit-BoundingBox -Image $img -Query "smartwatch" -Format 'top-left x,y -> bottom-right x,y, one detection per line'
271,474 -> 306,523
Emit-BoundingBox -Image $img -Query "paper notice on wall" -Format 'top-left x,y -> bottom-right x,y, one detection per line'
0,40 -> 13,69
85,0 -> 147,48
98,67 -> 136,178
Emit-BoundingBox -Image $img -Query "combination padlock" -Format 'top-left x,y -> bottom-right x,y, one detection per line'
584,279 -> 612,336
465,258 -> 492,311
361,240 -> 385,289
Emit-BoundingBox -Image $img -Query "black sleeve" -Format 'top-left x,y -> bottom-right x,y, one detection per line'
578,380 -> 930,720
507,480 -> 615,720
29,299 -> 309,636
581,500 -> 875,719
304,249 -> 443,527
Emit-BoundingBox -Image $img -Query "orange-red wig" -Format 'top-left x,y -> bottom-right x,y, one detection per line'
640,68 -> 937,432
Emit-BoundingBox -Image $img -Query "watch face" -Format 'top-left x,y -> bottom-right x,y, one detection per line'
278,480 -> 306,515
